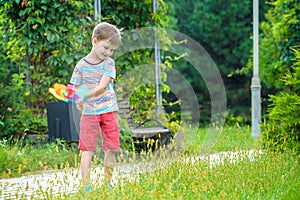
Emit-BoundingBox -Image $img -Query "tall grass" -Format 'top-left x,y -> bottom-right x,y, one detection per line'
56,125 -> 298,199
1,125 -> 256,179
1,125 -> 299,200
0,138 -> 78,178
62,149 -> 299,200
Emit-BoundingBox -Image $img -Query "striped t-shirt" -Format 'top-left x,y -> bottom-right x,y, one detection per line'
70,57 -> 118,115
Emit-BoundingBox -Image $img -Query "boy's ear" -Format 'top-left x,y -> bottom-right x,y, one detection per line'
92,38 -> 98,46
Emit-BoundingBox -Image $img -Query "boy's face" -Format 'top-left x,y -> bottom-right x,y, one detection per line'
92,38 -> 118,60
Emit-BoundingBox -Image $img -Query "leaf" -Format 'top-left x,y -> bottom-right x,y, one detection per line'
24,91 -> 30,97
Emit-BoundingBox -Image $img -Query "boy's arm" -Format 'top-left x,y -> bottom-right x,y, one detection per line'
73,84 -> 84,111
89,75 -> 112,98
78,75 -> 112,102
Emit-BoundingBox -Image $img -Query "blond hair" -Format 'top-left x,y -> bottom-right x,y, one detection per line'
92,22 -> 122,47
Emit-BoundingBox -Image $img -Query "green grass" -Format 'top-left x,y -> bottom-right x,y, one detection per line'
0,124 -> 257,179
60,149 -> 299,200
0,138 -> 78,178
184,124 -> 261,155
1,125 -> 299,200
210,125 -> 261,152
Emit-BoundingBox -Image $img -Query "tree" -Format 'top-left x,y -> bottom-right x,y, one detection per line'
100,0 -> 171,122
262,47 -> 300,153
254,0 -> 300,152
168,0 -> 269,123
255,0 -> 300,89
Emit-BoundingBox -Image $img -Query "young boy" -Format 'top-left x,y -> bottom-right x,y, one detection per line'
70,22 -> 122,190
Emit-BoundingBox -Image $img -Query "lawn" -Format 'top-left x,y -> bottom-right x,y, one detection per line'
66,125 -> 299,200
1,125 -> 299,199
185,124 -> 260,154
0,138 -> 78,179
0,125 -> 256,179
71,150 -> 299,200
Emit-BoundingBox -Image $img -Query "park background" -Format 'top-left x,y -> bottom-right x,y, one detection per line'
0,0 -> 299,150
0,0 -> 299,199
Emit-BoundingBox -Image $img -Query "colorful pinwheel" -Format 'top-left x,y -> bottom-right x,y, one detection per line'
49,83 -> 80,102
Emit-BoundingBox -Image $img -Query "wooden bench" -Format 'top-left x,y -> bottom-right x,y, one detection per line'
117,98 -> 173,152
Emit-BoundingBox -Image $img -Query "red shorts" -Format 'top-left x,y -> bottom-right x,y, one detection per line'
78,112 -> 120,152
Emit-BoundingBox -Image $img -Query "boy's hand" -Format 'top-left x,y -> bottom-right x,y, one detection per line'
76,98 -> 84,111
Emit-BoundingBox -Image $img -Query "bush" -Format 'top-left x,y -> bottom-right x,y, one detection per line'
262,47 -> 300,153
0,0 -> 171,139
0,0 -> 92,138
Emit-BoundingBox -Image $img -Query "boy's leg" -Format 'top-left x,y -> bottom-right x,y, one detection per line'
104,150 -> 116,185
99,112 -> 120,186
80,150 -> 94,184
79,115 -> 100,186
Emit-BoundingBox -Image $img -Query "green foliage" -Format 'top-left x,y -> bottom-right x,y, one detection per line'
129,84 -> 157,122
178,0 -> 253,72
262,47 -> 300,153
243,0 -> 300,152
1,0 -> 92,102
0,0 -> 92,137
118,117 -> 134,152
246,0 -> 300,89
0,0 -> 172,138
168,0 -> 269,123
101,0 -> 172,121
13,108 -> 48,135
0,72 -> 27,136
268,93 -> 300,126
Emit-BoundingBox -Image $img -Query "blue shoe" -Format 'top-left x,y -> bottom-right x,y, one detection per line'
85,185 -> 92,192
108,184 -> 113,190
